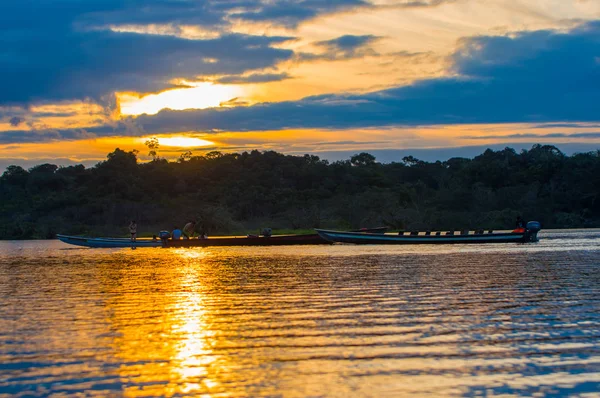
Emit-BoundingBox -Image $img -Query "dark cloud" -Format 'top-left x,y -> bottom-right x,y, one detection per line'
217,72 -> 292,84
299,35 -> 381,61
226,0 -> 455,27
0,0 -> 298,105
0,129 -> 98,144
532,123 -> 600,129
0,0 -> 468,107
2,20 -> 600,144
462,132 -> 600,139
386,0 -> 457,8
131,21 -> 600,131
0,29 -> 293,105
229,0 -> 368,27
9,117 -> 23,127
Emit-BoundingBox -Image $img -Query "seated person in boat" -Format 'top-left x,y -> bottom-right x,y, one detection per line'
172,227 -> 183,240
183,221 -> 196,239
159,230 -> 171,242
129,220 -> 137,242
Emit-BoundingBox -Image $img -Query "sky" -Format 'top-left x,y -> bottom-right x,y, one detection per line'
1,0 -> 600,169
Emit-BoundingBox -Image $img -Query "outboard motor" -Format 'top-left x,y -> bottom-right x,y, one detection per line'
525,221 -> 541,242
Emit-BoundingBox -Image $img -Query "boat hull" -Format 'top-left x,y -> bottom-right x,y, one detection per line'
164,234 -> 329,247
57,234 -> 162,248
315,229 -> 537,244
57,229 -> 389,248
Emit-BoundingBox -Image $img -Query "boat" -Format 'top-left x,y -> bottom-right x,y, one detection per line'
57,227 -> 390,248
163,227 -> 388,248
57,234 -> 162,248
164,233 -> 329,248
315,222 -> 541,245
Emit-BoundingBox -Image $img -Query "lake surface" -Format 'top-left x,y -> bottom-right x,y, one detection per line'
1,230 -> 599,397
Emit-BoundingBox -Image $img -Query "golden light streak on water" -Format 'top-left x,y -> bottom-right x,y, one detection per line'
0,230 -> 599,396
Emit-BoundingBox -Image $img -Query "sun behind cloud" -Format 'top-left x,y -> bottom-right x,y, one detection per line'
118,82 -> 243,116
158,136 -> 214,147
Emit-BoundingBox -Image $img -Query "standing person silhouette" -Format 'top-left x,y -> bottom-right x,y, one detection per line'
129,221 -> 137,242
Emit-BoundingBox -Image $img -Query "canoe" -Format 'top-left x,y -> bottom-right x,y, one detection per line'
57,234 -> 162,248
315,224 -> 541,245
164,233 -> 329,247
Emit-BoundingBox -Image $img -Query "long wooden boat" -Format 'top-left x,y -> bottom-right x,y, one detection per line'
57,227 -> 390,249
164,227 -> 388,248
164,233 -> 329,247
57,234 -> 162,248
315,224 -> 541,245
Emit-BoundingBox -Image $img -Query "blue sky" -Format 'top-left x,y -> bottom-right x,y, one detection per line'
1,0 -> 599,165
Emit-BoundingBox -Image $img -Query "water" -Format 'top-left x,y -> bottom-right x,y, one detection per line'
1,230 -> 599,397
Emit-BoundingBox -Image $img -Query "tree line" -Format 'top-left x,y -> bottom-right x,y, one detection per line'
1,144 -> 599,239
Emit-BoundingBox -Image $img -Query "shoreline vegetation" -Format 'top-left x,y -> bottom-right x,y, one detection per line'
1,144 -> 599,240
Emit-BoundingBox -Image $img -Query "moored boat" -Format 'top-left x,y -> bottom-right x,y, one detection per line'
315,222 -> 541,245
57,234 -> 162,248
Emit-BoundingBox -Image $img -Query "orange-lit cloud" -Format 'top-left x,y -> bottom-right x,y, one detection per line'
1,0 -> 600,168
118,83 -> 244,116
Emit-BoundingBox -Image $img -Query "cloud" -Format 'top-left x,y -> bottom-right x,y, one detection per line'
0,1 -> 299,105
0,0 -> 473,108
0,129 -> 99,144
0,30 -> 293,105
532,123 -> 600,129
2,20 -> 600,144
216,72 -> 292,84
299,35 -> 382,61
9,117 -> 23,127
462,132 -> 600,139
127,20 -> 598,131
380,0 -> 457,8
229,0 -> 368,27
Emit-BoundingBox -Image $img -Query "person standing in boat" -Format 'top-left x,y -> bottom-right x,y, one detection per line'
129,220 -> 137,242
183,221 -> 196,239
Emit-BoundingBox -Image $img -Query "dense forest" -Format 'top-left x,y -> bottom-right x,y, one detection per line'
1,144 -> 599,239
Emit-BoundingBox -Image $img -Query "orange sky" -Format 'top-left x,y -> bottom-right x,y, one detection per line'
1,0 -> 599,168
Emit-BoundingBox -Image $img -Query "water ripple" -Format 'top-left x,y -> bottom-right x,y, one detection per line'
0,229 -> 599,396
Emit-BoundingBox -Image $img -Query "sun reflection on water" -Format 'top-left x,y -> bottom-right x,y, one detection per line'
169,262 -> 216,393
1,232 -> 599,396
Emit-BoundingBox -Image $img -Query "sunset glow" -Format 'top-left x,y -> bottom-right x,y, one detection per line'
1,0 -> 599,167
118,83 -> 243,116
157,136 -> 214,148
